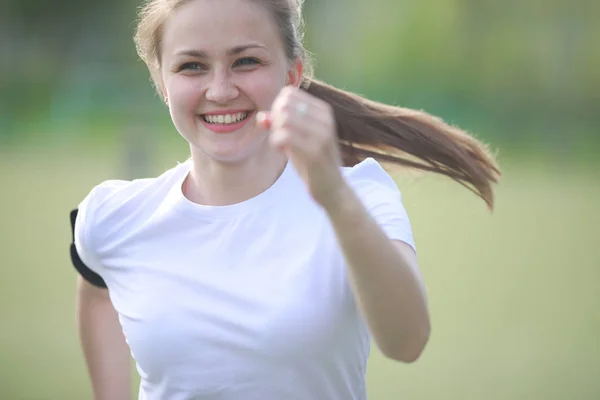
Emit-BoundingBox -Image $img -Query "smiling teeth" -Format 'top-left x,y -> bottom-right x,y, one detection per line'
203,112 -> 249,124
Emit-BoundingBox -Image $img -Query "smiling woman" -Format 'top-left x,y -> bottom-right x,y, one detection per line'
70,0 -> 500,399
156,0 -> 297,171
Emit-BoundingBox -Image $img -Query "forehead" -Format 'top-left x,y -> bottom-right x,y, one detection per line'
162,0 -> 282,55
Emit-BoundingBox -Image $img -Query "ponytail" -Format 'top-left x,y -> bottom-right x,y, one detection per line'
303,78 -> 501,210
134,0 -> 499,208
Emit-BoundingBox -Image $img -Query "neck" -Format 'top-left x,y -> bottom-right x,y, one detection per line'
184,146 -> 288,206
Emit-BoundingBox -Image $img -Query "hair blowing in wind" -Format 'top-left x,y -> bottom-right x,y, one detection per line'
134,0 -> 501,209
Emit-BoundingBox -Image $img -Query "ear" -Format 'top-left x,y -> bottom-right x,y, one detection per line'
286,57 -> 304,88
158,77 -> 168,104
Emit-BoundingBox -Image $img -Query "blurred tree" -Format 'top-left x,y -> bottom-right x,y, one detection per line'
1,0 -> 598,150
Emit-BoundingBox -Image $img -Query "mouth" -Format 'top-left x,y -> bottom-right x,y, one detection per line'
197,110 -> 254,134
200,111 -> 251,125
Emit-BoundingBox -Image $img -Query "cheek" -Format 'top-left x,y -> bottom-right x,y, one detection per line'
167,76 -> 204,112
240,70 -> 286,109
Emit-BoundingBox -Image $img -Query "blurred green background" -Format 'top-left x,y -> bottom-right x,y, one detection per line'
1,0 -> 599,399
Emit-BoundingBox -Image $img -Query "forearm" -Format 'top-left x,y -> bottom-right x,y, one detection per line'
77,278 -> 131,400
324,185 -> 430,362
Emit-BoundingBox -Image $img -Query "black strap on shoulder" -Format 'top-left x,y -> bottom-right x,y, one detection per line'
70,209 -> 108,289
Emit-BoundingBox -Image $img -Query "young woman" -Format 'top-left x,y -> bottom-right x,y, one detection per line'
70,0 -> 500,399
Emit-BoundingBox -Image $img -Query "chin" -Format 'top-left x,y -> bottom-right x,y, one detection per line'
190,141 -> 264,165
182,121 -> 270,163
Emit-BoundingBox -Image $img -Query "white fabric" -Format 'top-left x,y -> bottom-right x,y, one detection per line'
74,157 -> 418,400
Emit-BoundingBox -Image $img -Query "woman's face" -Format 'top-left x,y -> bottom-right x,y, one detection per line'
160,0 -> 302,164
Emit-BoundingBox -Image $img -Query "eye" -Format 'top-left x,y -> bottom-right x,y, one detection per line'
233,57 -> 260,68
178,62 -> 206,72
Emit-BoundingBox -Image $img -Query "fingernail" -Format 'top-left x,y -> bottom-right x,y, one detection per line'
257,111 -> 271,128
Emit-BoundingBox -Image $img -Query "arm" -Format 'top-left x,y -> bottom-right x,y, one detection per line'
77,277 -> 131,400
325,185 -> 431,363
261,86 -> 430,362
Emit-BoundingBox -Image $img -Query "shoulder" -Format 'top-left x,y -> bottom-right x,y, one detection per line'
342,157 -> 401,196
343,158 -> 416,250
78,161 -> 188,221
71,161 -> 190,283
74,161 -> 189,248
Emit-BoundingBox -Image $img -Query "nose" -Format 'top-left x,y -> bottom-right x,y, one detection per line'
205,69 -> 239,104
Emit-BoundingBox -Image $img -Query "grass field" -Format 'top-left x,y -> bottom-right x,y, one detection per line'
1,142 -> 599,399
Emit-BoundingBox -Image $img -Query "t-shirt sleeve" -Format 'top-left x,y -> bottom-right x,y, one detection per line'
70,188 -> 108,288
345,158 -> 417,252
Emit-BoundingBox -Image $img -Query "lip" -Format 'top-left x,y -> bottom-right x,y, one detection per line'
202,109 -> 252,116
198,110 -> 254,134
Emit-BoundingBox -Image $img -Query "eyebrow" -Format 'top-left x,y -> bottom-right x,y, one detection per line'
175,44 -> 267,58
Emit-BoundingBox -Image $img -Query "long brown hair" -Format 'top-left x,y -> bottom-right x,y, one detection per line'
134,0 -> 501,209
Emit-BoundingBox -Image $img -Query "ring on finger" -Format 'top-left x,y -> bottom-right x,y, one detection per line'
295,102 -> 308,117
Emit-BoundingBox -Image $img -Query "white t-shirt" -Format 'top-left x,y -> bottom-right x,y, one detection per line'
72,157 -> 418,400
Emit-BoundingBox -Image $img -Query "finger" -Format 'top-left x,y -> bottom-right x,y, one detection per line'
271,108 -> 332,138
256,111 -> 272,130
271,86 -> 297,114
270,110 -> 299,134
269,128 -> 293,151
270,124 -> 320,159
286,87 -> 332,113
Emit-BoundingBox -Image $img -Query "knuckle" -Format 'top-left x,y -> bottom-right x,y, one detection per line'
278,111 -> 293,128
281,102 -> 294,114
285,86 -> 297,96
280,88 -> 294,104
